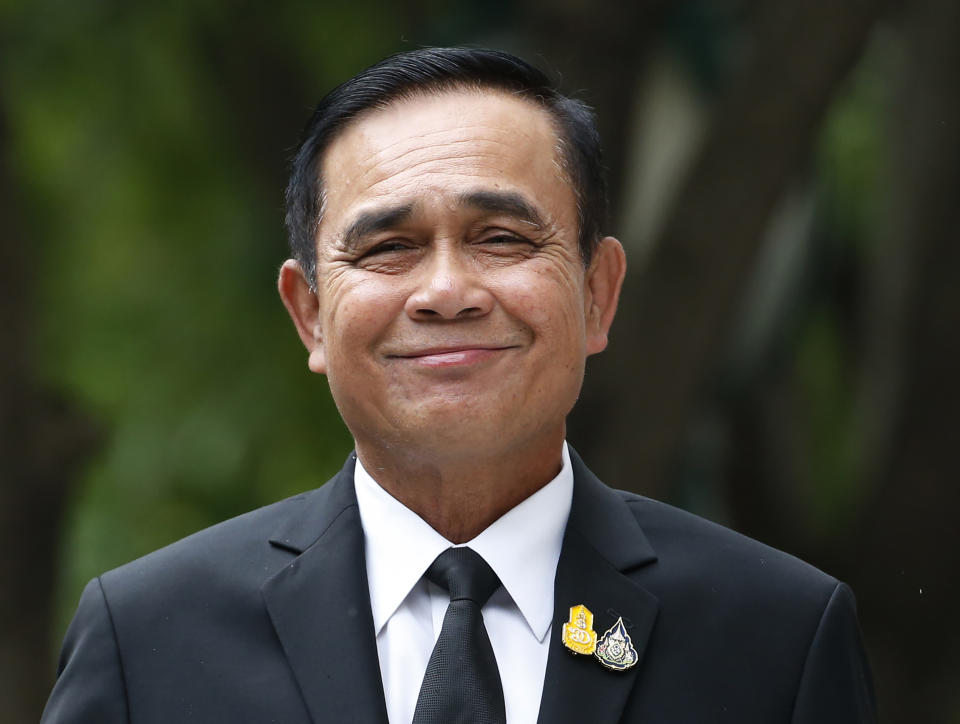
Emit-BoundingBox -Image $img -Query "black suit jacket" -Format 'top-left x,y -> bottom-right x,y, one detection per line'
42,450 -> 876,723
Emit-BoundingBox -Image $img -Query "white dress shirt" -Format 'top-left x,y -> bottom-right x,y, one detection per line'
354,443 -> 574,724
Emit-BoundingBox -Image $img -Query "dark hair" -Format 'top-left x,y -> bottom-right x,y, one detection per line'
285,47 -> 608,286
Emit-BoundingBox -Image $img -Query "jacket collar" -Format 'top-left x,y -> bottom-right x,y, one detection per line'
261,449 -> 659,724
536,447 -> 660,724
262,453 -> 389,724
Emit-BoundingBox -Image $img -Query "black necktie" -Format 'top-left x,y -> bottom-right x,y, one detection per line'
412,547 -> 507,724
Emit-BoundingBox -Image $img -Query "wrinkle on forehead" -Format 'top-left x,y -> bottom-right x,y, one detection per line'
351,142 -> 522,197
338,126 -> 548,194
317,88 -> 578,246
356,124 -> 518,168
327,88 -> 568,179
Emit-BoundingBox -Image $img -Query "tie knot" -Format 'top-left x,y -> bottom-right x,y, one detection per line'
426,547 -> 501,606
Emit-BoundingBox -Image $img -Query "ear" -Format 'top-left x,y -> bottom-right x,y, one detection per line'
278,259 -> 327,374
584,236 -> 626,356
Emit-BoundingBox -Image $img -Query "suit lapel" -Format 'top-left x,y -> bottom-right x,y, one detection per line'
537,450 -> 660,724
260,449 -> 655,724
261,455 -> 389,724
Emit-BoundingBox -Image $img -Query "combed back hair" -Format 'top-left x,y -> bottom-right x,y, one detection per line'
284,46 -> 608,287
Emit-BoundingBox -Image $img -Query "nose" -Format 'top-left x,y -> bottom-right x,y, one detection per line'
404,248 -> 494,320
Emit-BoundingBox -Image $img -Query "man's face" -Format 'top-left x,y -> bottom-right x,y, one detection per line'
281,89 -> 624,463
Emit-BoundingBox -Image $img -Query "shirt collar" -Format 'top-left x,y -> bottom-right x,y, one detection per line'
354,443 -> 573,643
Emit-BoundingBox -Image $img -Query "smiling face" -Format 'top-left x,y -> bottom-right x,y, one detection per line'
280,88 -> 625,468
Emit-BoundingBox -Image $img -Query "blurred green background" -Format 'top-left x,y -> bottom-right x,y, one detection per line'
2,0 -> 958,721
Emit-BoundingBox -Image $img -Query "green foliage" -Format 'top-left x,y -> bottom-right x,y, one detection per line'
817,31 -> 893,249
3,0 -> 416,633
794,33 -> 893,533
792,307 -> 861,532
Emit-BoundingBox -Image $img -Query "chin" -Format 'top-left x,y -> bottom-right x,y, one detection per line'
403,406 -> 515,448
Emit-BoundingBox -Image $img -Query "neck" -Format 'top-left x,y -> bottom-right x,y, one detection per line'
355,436 -> 564,543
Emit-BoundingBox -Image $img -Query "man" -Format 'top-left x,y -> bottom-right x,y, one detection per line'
43,47 -> 876,723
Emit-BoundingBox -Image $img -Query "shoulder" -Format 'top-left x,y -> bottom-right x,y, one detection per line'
97,487 -> 324,606
616,489 -> 841,616
614,490 -> 875,720
568,447 -> 840,611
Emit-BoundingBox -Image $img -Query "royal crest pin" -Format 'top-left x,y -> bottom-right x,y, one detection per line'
594,616 -> 639,671
561,604 -> 598,655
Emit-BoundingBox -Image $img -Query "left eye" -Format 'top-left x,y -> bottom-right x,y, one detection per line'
482,234 -> 529,245
365,240 -> 413,256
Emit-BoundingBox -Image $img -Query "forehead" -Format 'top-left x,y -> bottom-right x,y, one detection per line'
317,89 -> 575,233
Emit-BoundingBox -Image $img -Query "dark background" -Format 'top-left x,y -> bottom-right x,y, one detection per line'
2,0 -> 957,721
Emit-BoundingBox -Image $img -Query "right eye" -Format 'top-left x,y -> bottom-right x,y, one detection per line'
363,240 -> 414,257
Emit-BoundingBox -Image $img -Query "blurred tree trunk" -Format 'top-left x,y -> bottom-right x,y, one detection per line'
852,0 -> 960,718
567,0 -> 888,499
518,0 -> 671,227
691,1 -> 959,720
0,95 -> 99,724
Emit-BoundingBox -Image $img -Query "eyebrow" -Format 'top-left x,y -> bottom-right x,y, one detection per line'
457,190 -> 547,230
340,203 -> 415,252
337,190 -> 546,252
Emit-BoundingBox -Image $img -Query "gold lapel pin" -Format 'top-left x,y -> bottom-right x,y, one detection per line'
594,616 -> 639,671
561,604 -> 598,655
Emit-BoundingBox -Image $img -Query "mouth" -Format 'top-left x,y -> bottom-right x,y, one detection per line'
387,345 -> 516,368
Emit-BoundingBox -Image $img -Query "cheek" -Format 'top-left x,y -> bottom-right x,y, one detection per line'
321,277 -> 407,355
493,265 -> 587,343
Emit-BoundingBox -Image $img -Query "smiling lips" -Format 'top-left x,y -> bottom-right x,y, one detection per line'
389,345 -> 516,368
